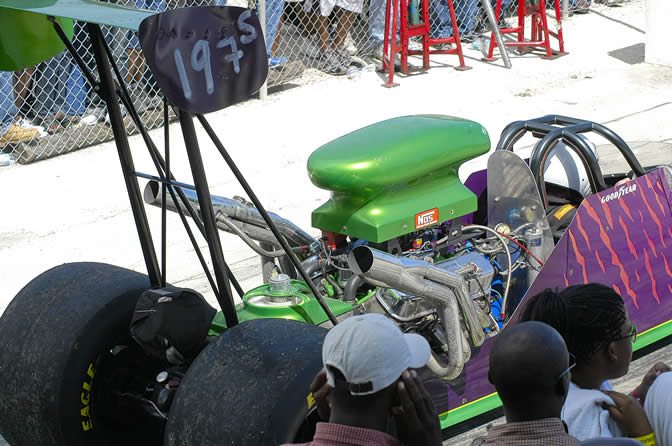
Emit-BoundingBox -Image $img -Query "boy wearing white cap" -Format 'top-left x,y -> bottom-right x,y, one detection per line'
282,313 -> 442,446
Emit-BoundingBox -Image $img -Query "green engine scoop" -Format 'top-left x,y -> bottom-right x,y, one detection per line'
308,115 -> 490,243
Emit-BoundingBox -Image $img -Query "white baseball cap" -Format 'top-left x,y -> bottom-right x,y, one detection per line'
322,313 -> 431,396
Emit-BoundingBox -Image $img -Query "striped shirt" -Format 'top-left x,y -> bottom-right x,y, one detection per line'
471,418 -> 580,446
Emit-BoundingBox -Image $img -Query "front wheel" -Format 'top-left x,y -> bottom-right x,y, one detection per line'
164,318 -> 327,445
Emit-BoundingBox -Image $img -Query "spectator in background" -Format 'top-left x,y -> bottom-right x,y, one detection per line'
643,372 -> 672,446
473,321 -> 579,445
571,0 -> 591,13
1,72 -> 41,147
213,0 -> 287,67
283,313 -> 442,446
13,68 -> 35,113
33,51 -> 87,133
519,284 -> 671,444
126,0 -> 166,113
303,0 -> 362,74
430,0 -> 513,42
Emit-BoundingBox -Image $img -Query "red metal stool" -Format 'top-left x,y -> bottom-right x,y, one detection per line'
382,0 -> 470,87
484,0 -> 567,61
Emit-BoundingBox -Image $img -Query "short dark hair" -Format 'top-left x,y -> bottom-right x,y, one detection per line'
519,284 -> 626,362
327,366 -> 395,410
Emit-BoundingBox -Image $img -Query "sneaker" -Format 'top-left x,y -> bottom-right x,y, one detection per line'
82,106 -> 107,126
301,35 -> 322,59
344,32 -> 358,56
16,118 -> 47,136
318,49 -> 348,75
335,47 -> 353,67
104,105 -> 128,126
0,123 -> 41,147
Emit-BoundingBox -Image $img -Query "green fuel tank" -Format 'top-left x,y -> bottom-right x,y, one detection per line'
308,115 -> 490,243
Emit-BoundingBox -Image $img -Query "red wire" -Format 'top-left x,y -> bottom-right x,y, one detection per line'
496,231 -> 545,267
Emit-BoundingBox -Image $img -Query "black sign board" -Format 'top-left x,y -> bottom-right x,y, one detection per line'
139,6 -> 268,114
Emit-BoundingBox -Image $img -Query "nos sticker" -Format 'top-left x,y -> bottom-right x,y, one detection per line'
415,208 -> 438,229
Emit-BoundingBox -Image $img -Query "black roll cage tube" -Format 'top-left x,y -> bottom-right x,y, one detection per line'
495,115 -> 645,207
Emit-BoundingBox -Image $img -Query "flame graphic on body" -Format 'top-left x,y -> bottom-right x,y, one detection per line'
649,176 -> 667,217
642,222 -> 659,259
575,213 -> 592,252
639,177 -> 667,248
618,198 -> 634,222
601,199 -> 615,229
583,201 -> 638,305
618,215 -> 638,260
643,247 -> 661,304
568,230 -> 588,283
663,254 -> 672,278
595,249 -> 606,273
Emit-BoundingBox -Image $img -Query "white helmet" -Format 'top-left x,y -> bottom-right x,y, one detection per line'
542,135 -> 598,198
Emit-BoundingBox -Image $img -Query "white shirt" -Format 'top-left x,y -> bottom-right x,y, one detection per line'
561,381 -> 623,440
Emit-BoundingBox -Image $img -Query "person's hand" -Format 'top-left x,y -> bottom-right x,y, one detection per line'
310,368 -> 331,421
391,370 -> 442,446
600,390 -> 652,438
633,362 -> 671,402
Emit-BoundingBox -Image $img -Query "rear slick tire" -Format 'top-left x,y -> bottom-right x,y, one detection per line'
164,318 -> 327,446
0,262 -> 162,446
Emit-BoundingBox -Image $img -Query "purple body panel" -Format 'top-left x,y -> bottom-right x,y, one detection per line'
429,169 -> 672,415
461,169 -> 488,225
525,169 -> 672,330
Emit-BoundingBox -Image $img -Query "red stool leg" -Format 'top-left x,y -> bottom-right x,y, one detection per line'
538,0 -> 554,58
446,0 -> 470,70
516,0 -> 525,43
422,0 -> 430,69
384,0 -> 400,87
531,7 -> 538,43
400,0 -> 409,73
383,0 -> 392,72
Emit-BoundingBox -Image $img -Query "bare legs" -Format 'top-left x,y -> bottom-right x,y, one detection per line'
13,67 -> 35,112
126,49 -> 147,85
315,7 -> 356,53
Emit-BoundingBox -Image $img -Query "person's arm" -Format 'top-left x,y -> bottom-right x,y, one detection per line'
631,362 -> 671,404
600,390 -> 652,438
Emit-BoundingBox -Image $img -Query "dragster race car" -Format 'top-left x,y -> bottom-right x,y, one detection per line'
0,2 -> 670,445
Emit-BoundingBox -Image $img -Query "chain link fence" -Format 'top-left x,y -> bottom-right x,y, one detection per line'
1,0 -> 626,164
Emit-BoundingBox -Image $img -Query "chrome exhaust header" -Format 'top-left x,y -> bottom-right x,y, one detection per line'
143,180 -> 317,248
348,245 -> 487,378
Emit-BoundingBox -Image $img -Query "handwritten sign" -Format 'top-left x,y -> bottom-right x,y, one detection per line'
139,6 -> 268,114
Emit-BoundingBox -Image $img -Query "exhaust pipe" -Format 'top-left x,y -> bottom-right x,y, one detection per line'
143,180 -> 317,248
348,246 -> 486,378
426,308 -> 472,380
